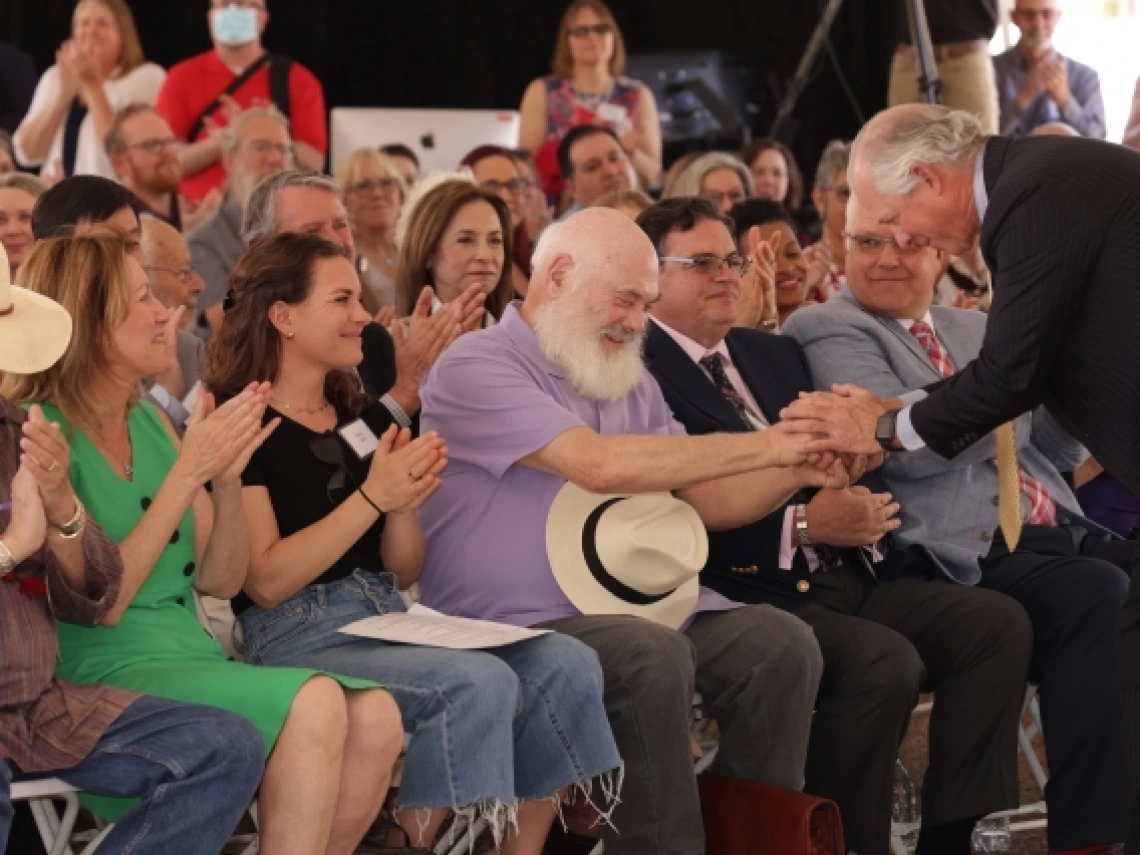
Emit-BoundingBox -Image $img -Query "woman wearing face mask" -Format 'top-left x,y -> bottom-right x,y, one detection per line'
154,0 -> 327,202
14,0 -> 165,181
393,177 -> 515,328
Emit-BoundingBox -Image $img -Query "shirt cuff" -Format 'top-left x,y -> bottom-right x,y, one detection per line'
380,393 -> 412,429
896,405 -> 926,451
779,505 -> 820,572
151,385 -> 192,427
898,389 -> 928,407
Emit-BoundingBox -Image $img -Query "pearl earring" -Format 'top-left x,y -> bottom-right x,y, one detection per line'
285,331 -> 295,340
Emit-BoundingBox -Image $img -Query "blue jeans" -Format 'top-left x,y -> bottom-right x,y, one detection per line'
4,696 -> 264,855
238,570 -> 621,812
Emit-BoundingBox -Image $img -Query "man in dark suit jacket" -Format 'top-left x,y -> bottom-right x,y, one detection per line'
638,197 -> 1033,855
779,104 -> 1140,853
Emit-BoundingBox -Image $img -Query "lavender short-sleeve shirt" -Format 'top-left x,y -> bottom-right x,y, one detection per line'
418,302 -> 739,627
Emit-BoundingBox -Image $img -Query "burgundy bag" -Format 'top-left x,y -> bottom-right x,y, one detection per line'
697,774 -> 846,855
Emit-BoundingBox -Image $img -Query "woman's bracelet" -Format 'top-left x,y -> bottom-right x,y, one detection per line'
357,486 -> 383,515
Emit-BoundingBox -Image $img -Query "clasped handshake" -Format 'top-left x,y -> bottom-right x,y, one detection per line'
771,383 -> 898,488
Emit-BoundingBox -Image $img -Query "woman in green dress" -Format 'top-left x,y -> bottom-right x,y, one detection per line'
2,234 -> 406,855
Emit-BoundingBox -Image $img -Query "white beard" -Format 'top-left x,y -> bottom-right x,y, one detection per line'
533,298 -> 646,402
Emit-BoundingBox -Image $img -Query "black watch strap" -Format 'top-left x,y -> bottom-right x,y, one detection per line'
875,408 -> 901,451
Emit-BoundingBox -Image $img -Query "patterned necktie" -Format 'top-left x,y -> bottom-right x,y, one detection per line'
908,321 -> 1054,550
699,352 -> 752,425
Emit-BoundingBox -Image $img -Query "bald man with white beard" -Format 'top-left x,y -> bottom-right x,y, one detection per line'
416,207 -> 859,855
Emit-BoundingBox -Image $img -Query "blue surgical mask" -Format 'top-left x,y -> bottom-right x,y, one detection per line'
212,5 -> 259,47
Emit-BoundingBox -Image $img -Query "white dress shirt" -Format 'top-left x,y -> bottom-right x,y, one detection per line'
651,318 -> 813,571
14,63 -> 166,178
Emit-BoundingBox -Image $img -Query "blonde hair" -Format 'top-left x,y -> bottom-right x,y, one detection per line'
75,0 -> 146,76
664,152 -> 755,200
551,0 -> 626,78
334,148 -> 408,207
1,236 -> 136,427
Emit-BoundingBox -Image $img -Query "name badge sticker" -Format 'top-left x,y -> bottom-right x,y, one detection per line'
338,419 -> 379,460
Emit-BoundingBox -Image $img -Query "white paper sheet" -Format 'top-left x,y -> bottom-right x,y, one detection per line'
338,603 -> 551,649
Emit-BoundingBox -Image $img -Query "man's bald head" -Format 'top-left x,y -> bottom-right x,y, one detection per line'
523,207 -> 658,402
528,207 -> 658,308
139,214 -> 204,317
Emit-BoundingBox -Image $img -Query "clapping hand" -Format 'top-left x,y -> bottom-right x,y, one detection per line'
20,405 -> 78,528
736,227 -> 780,329
391,285 -> 487,404
177,382 -> 279,487
362,426 -> 448,513
6,463 -> 48,565
1042,58 -> 1072,109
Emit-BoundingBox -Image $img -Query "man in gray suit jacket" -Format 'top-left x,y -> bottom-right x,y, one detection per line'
782,197 -> 1130,853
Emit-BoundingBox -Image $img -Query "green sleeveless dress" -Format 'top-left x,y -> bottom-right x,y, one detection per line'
41,401 -> 376,820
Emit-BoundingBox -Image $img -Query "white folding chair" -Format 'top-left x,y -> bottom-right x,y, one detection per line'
9,777 -> 110,855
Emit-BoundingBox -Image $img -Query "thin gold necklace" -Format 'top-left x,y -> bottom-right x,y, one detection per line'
271,397 -> 330,416
87,425 -> 133,478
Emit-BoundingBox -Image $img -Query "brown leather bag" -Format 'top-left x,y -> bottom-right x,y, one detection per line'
697,774 -> 846,855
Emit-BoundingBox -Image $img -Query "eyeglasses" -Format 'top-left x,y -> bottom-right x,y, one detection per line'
125,138 -> 182,155
349,178 -> 401,195
568,24 -> 612,38
659,253 -> 752,277
310,434 -> 353,505
480,178 -> 531,195
246,139 -> 294,159
705,190 -> 747,208
1013,8 -> 1058,20
845,234 -> 926,256
144,264 -> 196,283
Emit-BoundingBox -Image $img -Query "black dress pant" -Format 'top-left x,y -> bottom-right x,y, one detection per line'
797,565 -> 1032,855
980,522 -> 1131,851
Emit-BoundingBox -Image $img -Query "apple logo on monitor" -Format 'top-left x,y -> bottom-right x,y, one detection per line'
420,132 -> 435,150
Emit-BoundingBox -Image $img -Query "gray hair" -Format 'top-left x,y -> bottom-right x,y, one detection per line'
664,152 -> 755,200
814,140 -> 852,191
852,105 -> 986,197
241,169 -> 344,246
221,106 -> 290,154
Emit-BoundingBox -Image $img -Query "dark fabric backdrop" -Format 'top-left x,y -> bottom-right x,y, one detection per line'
0,0 -> 898,183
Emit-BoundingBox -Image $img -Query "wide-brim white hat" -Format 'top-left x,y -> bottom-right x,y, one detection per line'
546,482 -> 708,630
0,244 -> 72,374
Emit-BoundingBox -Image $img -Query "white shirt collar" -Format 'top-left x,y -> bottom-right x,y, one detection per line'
973,140 -> 988,221
894,310 -> 936,336
649,317 -> 731,367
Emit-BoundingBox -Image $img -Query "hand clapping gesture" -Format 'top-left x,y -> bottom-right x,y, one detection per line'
736,227 -> 780,330
362,426 -> 448,514
177,382 -> 280,488
5,463 -> 48,565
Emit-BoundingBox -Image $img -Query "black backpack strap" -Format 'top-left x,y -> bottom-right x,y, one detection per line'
268,55 -> 293,122
186,52 -> 273,142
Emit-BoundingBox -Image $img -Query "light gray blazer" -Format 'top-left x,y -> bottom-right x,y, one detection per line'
781,289 -> 1088,585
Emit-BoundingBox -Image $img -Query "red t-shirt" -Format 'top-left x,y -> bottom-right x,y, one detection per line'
156,49 -> 327,201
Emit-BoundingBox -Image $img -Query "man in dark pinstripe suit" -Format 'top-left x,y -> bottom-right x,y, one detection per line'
781,103 -> 1140,855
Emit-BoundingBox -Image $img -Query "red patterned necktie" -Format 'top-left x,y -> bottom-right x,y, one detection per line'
909,320 -> 1055,528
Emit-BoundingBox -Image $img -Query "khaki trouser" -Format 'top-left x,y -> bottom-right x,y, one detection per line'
889,48 -> 999,134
